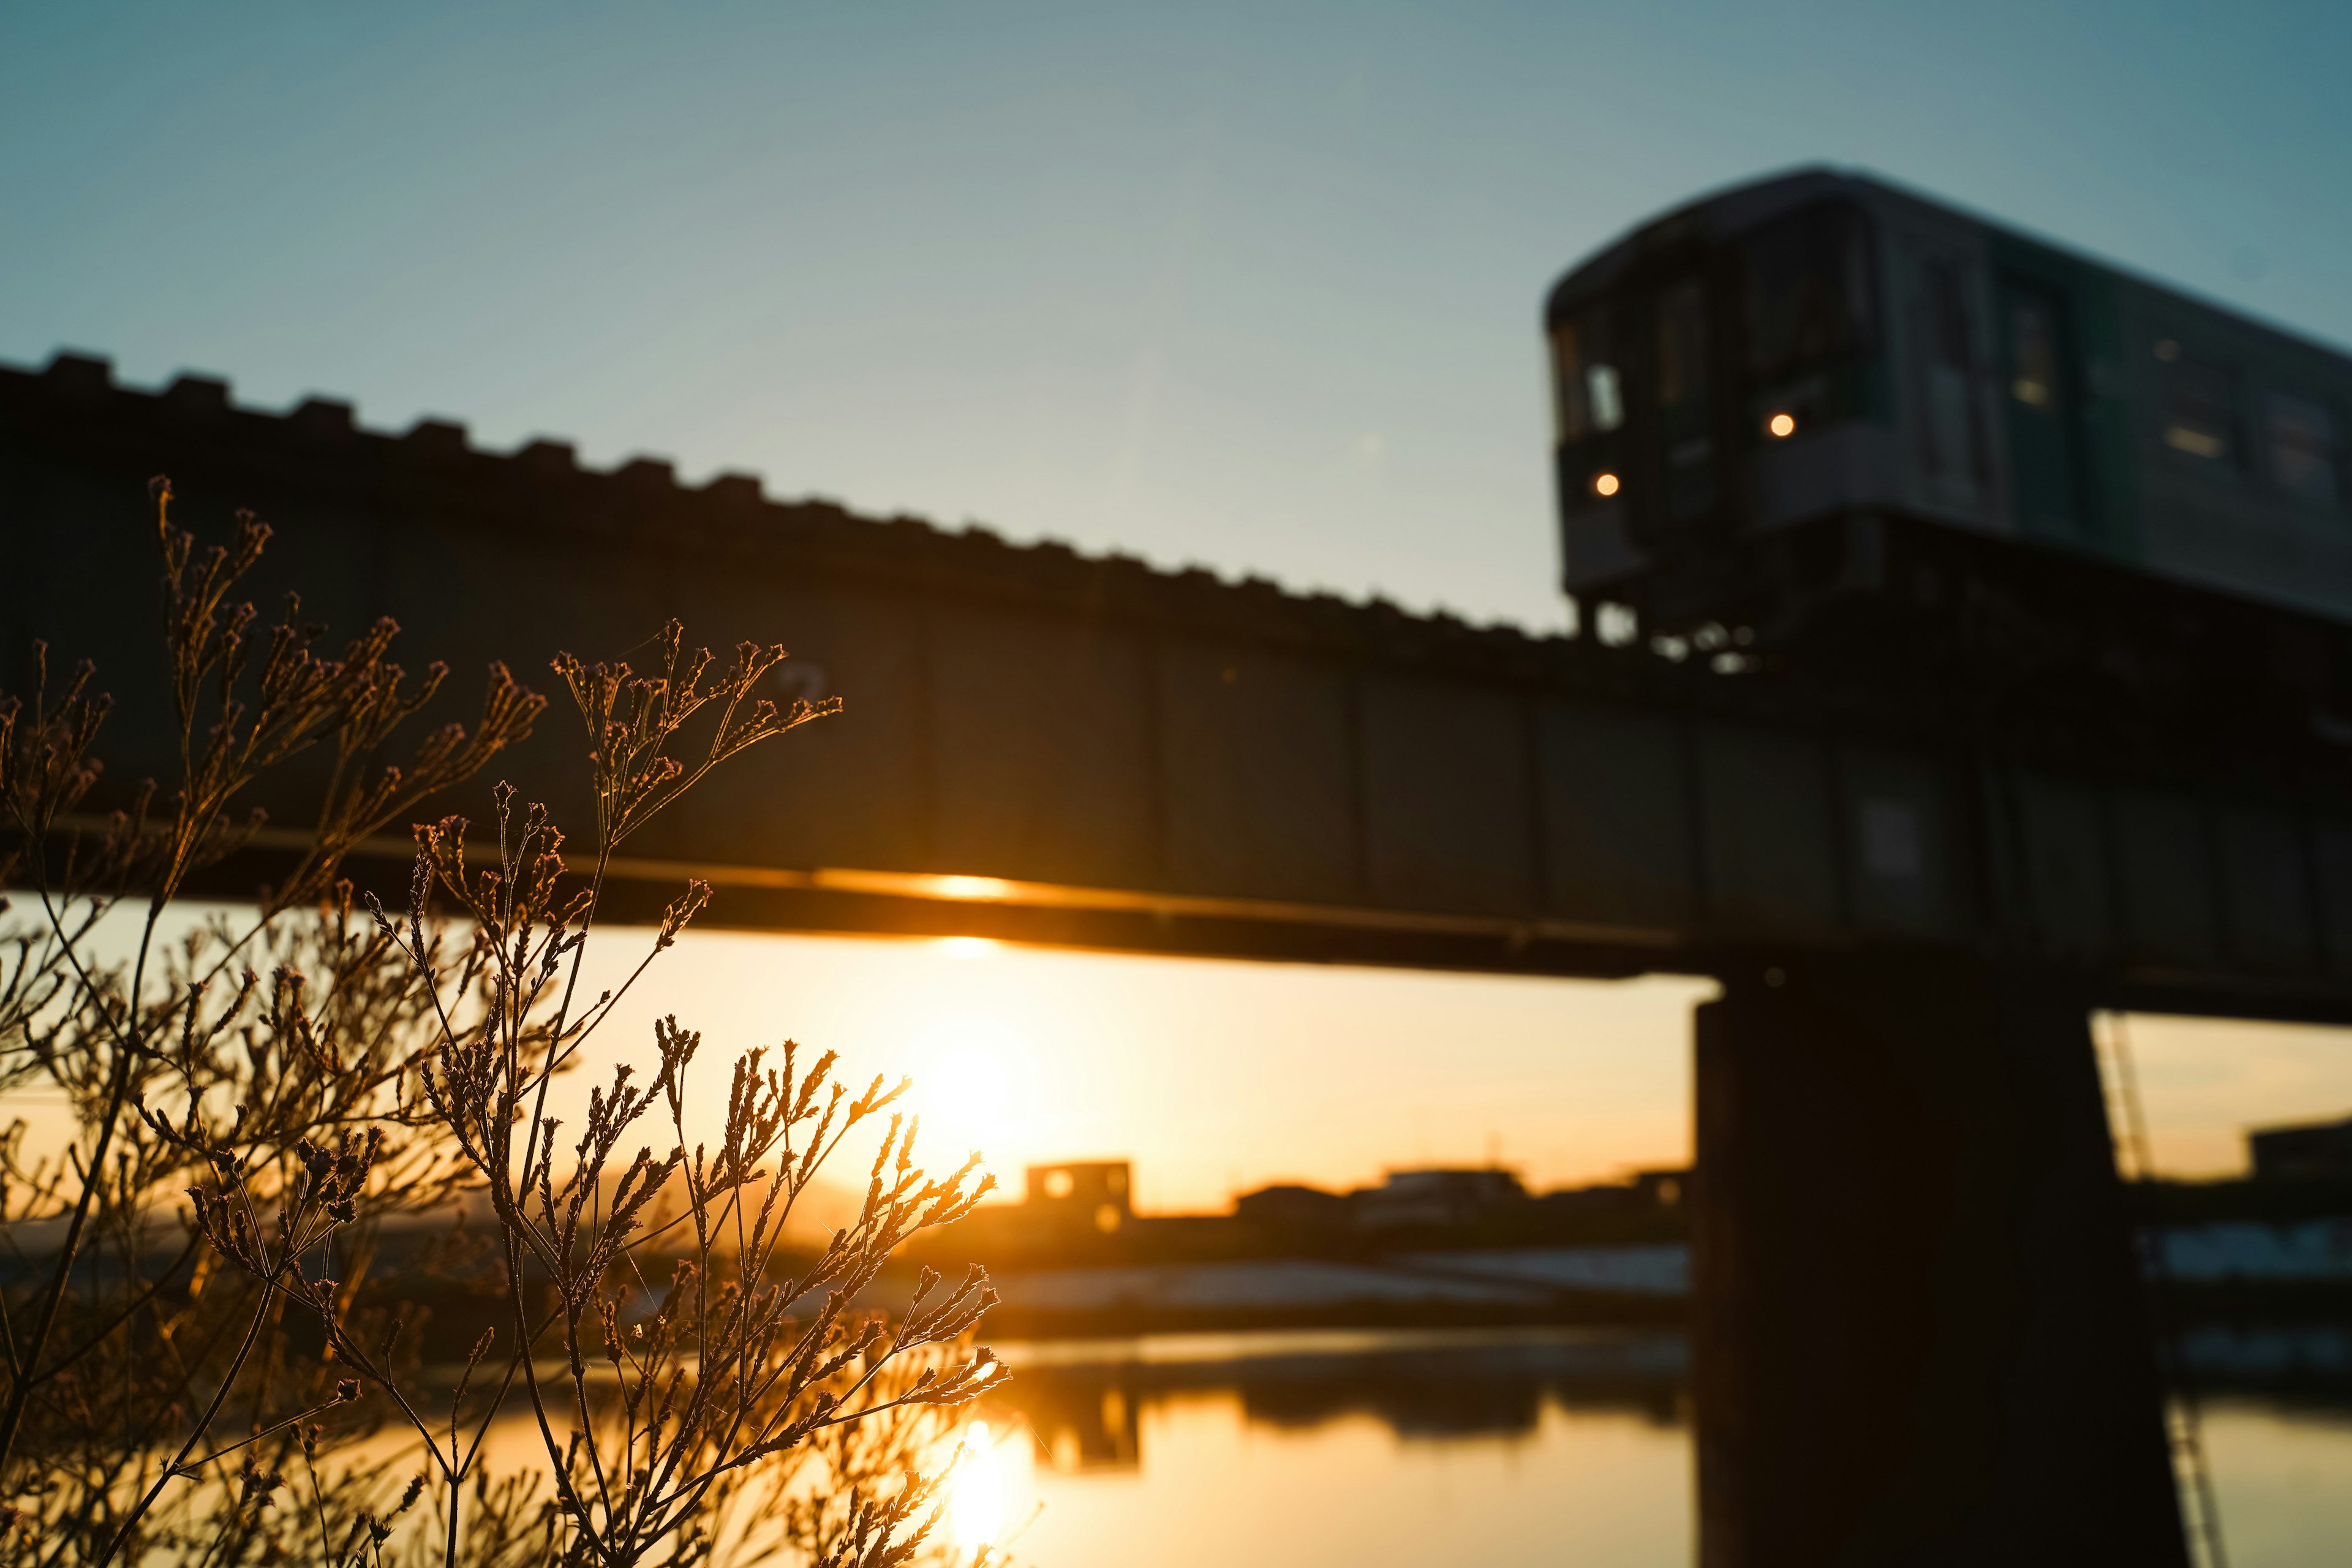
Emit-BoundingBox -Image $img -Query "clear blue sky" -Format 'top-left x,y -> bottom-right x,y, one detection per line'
6,1 -> 2347,633
9,3 -> 2351,1199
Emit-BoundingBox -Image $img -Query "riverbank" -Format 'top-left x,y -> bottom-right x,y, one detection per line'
978,1245 -> 1686,1336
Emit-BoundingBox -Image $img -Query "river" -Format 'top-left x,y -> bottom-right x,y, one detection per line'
962,1327 -> 2352,1567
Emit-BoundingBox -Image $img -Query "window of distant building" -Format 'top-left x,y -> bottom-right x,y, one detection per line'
2267,393 -> 2342,509
2160,352 -> 2240,471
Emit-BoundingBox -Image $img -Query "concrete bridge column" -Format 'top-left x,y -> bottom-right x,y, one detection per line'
1692,950 -> 2187,1567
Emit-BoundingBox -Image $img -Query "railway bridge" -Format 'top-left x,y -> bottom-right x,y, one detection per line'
8,351 -> 2339,1564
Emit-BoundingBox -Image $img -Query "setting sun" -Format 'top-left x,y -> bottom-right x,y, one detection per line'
905,1008 -> 1031,1163
931,1035 -> 1012,1129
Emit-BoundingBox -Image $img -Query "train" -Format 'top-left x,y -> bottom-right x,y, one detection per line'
1544,167 -> 2352,763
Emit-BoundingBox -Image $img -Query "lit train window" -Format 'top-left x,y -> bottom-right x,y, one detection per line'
2268,394 -> 2342,508
2162,355 -> 2240,468
2010,301 -> 2058,409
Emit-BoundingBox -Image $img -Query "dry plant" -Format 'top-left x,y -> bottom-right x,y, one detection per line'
0,481 -> 1007,1566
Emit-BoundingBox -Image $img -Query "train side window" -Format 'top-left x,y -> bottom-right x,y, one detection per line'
2010,301 -> 2059,410
1996,277 -> 2081,529
2267,394 -> 2341,508
1920,261 -> 1982,486
2160,355 -> 2240,470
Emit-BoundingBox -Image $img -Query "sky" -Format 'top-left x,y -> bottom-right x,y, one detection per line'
8,1 -> 2352,1205
570,932 -> 2352,1212
29,907 -> 2343,1215
572,931 -> 1713,1215
7,1 -> 2351,631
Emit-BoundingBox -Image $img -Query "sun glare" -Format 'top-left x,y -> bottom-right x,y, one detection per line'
933,1041 -> 1011,1128
911,1012 -> 1027,1156
951,1422 -> 1006,1549
933,935 -> 1001,959
933,875 -> 1012,900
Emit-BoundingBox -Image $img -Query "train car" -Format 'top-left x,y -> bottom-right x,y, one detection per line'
1545,167 -> 2352,761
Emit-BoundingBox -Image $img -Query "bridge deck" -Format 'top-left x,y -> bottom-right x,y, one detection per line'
7,352 -> 2352,1023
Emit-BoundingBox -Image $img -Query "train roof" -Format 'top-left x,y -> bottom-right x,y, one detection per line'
1544,166 -> 2352,371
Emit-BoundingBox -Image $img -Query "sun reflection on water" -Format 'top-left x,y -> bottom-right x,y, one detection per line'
950,1421 -> 1007,1551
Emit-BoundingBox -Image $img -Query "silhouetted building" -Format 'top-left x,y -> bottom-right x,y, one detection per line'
1234,1183 -> 1351,1232
1632,1169 -> 1687,1208
1530,1169 -> 1687,1218
1355,1168 -> 1527,1231
1025,1160 -> 1133,1236
2249,1115 -> 2352,1181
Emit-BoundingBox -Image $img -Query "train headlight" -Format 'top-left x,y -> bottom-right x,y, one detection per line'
1593,472 -> 1621,497
1766,412 -> 1797,439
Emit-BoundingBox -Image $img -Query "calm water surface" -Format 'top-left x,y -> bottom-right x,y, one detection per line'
972,1329 -> 2352,1567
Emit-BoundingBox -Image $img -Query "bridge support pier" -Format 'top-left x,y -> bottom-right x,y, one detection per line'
1691,951 -> 2188,1567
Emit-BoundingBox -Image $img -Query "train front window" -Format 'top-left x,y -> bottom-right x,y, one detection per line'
2268,394 -> 2341,508
1549,313 -> 1623,444
1656,277 -> 1716,520
1549,322 -> 1586,443
1588,364 -> 1624,431
1658,280 -> 1709,408
1742,205 -> 1874,379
